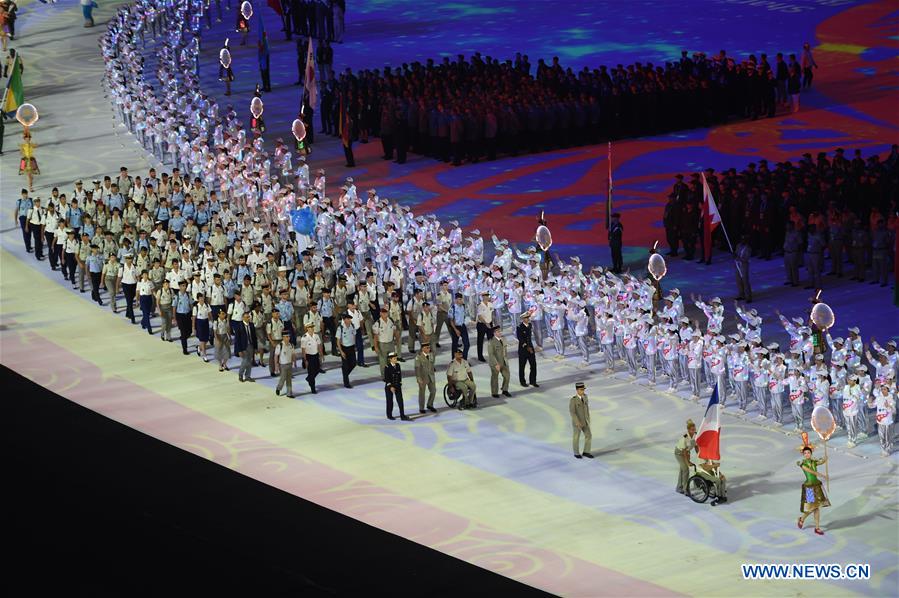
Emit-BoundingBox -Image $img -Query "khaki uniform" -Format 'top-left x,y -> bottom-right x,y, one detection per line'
373,317 -> 397,377
487,335 -> 510,395
447,358 -> 476,407
414,350 -> 437,410
569,393 -> 591,455
675,433 -> 697,493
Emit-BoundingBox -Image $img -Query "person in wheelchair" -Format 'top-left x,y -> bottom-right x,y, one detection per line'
447,349 -> 477,409
695,459 -> 728,506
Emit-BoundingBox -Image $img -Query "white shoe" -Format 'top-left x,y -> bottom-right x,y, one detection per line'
846,441 -> 856,449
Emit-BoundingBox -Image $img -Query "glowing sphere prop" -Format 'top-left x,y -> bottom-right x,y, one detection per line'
810,302 -> 834,330
240,1 -> 253,20
648,253 -> 667,281
16,103 -> 39,127
535,225 -> 552,251
219,48 -> 232,69
291,118 -> 307,142
250,97 -> 264,119
811,405 -> 836,441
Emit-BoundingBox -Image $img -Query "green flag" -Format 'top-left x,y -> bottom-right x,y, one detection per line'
3,55 -> 23,115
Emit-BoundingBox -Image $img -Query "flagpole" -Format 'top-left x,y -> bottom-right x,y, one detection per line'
605,141 -> 612,230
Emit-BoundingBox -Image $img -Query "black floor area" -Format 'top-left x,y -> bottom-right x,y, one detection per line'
4,366 -> 549,596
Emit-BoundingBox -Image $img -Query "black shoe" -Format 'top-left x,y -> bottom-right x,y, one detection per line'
245,377 -> 255,383
427,407 -> 437,413
574,454 -> 583,459
419,410 -> 426,414
311,388 -> 318,394
582,452 -> 594,459
492,394 -> 500,398
521,382 -> 529,387
710,499 -> 719,506
532,383 -> 540,388
359,363 -> 369,367
387,416 -> 396,420
502,390 -> 512,397
183,350 -> 189,355
478,357 -> 486,362
344,383 -> 353,389
717,496 -> 727,503
400,415 -> 411,421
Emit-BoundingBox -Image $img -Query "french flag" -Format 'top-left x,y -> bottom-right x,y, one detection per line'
696,384 -> 721,461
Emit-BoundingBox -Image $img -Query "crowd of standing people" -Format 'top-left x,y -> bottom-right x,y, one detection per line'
662,146 -> 899,293
323,46 -> 818,166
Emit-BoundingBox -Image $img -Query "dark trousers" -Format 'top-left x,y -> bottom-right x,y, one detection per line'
140,295 -> 154,332
355,328 -> 366,365
19,216 -> 30,251
343,143 -> 355,167
122,282 -> 137,321
31,227 -> 43,259
90,272 -> 102,302
385,385 -> 406,418
305,353 -> 321,391
340,344 -> 356,386
611,242 -> 623,272
476,322 -> 490,360
323,316 -> 337,353
45,233 -> 57,268
519,346 -> 537,385
176,313 -> 192,353
64,253 -> 77,282
665,228 -> 679,255
260,67 -> 271,92
211,304 -> 224,321
381,134 -> 394,159
450,324 -> 470,360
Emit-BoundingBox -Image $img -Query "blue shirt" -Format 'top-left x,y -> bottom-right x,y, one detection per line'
155,205 -> 171,221
87,254 -> 104,273
318,297 -> 334,318
67,207 -> 83,228
195,208 -> 210,226
223,279 -> 237,298
169,215 -> 186,232
81,223 -> 96,239
209,199 -> 221,213
337,321 -> 356,346
17,197 -> 33,216
175,291 -> 192,314
170,191 -> 185,208
181,203 -> 196,220
107,193 -> 124,212
450,303 -> 466,326
277,299 -> 293,322
135,237 -> 150,252
236,265 -> 251,283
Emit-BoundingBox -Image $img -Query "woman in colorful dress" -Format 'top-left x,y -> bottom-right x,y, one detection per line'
797,432 -> 829,535
18,130 -> 39,192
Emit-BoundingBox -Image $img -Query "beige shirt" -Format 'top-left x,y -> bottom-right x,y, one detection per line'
447,359 -> 472,382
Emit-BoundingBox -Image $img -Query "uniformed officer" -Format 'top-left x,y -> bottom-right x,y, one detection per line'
267,306 -> 285,376
300,322 -> 324,393
235,311 -> 257,382
675,419 -> 698,494
516,312 -> 538,387
783,221 -> 802,286
804,224 -> 825,290
570,382 -> 593,459
447,349 -> 477,409
448,292 -> 470,359
274,333 -> 297,397
337,312 -> 357,388
174,280 -> 194,355
373,307 -> 396,377
487,325 -> 511,398
414,342 -> 437,413
384,352 -> 410,421
870,218 -> 891,287
734,235 -> 752,302
609,213 -> 624,273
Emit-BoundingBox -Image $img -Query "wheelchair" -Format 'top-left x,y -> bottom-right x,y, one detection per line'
443,382 -> 477,410
686,464 -> 723,504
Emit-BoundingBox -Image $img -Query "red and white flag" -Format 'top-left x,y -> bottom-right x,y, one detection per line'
696,384 -> 721,461
701,171 -> 721,263
304,38 -> 318,108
